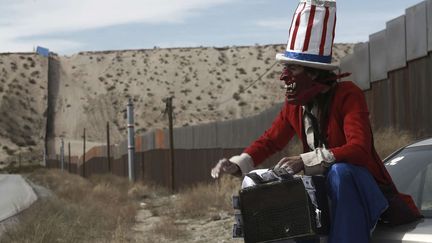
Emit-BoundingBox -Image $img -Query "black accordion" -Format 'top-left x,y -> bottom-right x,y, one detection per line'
233,171 -> 330,243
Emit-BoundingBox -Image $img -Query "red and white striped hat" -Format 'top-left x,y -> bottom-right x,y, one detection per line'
276,0 -> 338,70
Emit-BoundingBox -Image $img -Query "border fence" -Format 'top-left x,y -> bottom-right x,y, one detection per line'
341,0 -> 432,136
47,0 -> 432,189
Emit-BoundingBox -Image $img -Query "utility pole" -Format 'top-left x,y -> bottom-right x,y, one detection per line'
68,142 -> 71,173
127,99 -> 135,182
107,121 -> 111,173
60,138 -> 64,171
164,97 -> 175,192
82,128 -> 86,177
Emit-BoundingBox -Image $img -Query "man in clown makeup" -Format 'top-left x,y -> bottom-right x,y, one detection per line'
211,0 -> 420,242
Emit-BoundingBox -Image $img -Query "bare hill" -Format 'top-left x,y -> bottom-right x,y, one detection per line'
0,44 -> 354,161
0,54 -> 48,166
48,43 -> 353,155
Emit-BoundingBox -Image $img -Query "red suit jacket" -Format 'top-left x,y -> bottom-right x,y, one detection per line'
244,81 -> 421,223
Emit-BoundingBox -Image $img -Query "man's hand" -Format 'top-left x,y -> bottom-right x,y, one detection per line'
274,156 -> 304,174
211,158 -> 241,179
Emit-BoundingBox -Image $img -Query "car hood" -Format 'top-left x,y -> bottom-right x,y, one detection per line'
372,218 -> 432,242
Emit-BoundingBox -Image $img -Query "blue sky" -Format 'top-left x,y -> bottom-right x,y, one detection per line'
0,0 -> 424,55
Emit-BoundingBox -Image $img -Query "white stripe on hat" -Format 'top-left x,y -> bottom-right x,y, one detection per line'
308,5 -> 326,54
288,3 -> 306,50
324,8 -> 336,56
293,9 -> 310,51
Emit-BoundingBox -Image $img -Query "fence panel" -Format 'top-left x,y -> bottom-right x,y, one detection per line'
193,123 -> 218,149
406,55 -> 432,136
353,42 -> 370,90
232,117 -> 257,148
216,120 -> 235,148
174,149 -> 223,189
112,157 -> 126,177
173,126 -> 194,149
143,150 -> 171,188
428,0 -> 432,51
134,152 -> 145,181
386,15 -> 407,71
141,131 -> 155,151
86,157 -> 109,177
370,30 -> 388,82
340,53 -> 355,82
406,1 -> 428,61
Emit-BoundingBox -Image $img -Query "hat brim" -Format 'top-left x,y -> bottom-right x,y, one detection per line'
276,53 -> 339,71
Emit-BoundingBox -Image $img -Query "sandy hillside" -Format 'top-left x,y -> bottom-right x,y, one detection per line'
0,54 -> 48,166
49,43 -> 353,155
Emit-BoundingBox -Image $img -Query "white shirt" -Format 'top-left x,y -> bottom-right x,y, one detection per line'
299,105 -> 335,168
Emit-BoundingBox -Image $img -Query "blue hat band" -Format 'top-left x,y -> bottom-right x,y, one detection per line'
284,51 -> 332,64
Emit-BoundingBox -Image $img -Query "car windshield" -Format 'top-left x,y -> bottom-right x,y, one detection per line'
384,145 -> 432,217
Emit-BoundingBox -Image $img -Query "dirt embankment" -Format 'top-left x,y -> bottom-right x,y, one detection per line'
0,44 -> 354,161
48,44 -> 353,156
0,54 -> 48,166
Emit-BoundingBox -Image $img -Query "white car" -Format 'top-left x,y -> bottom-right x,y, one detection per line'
372,138 -> 432,242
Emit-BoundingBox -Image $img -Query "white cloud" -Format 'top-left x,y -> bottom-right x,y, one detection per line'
0,36 -> 84,53
256,10 -> 402,43
0,0 -> 234,53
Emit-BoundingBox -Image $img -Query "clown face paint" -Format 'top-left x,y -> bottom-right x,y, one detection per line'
279,66 -> 329,105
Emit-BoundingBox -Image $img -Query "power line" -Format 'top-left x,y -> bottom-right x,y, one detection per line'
218,61 -> 279,106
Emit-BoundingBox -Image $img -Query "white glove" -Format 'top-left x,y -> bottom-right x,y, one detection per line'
211,158 -> 240,179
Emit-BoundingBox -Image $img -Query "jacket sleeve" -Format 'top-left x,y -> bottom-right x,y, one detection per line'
244,103 -> 296,167
330,85 -> 374,166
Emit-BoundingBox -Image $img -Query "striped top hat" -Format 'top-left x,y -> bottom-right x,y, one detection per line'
276,0 -> 338,70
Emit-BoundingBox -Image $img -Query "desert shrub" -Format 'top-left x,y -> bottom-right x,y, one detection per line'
174,176 -> 241,218
236,68 -> 246,75
232,93 -> 240,101
1,170 -> 148,243
373,127 -> 415,159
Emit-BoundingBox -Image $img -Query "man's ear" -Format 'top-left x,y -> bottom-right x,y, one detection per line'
306,70 -> 319,80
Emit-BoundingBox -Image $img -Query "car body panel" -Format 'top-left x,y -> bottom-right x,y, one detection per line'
372,218 -> 432,242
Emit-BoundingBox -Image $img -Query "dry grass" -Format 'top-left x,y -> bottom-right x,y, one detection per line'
0,169 -> 151,243
150,217 -> 188,240
0,128 -> 417,242
373,127 -> 415,159
174,176 -> 241,218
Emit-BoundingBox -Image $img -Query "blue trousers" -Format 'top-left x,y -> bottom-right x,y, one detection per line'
297,163 -> 388,243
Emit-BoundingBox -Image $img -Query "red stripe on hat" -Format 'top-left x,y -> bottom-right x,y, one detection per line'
290,3 -> 306,50
302,5 -> 316,52
330,12 -> 337,56
288,4 -> 302,39
319,6 -> 330,55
